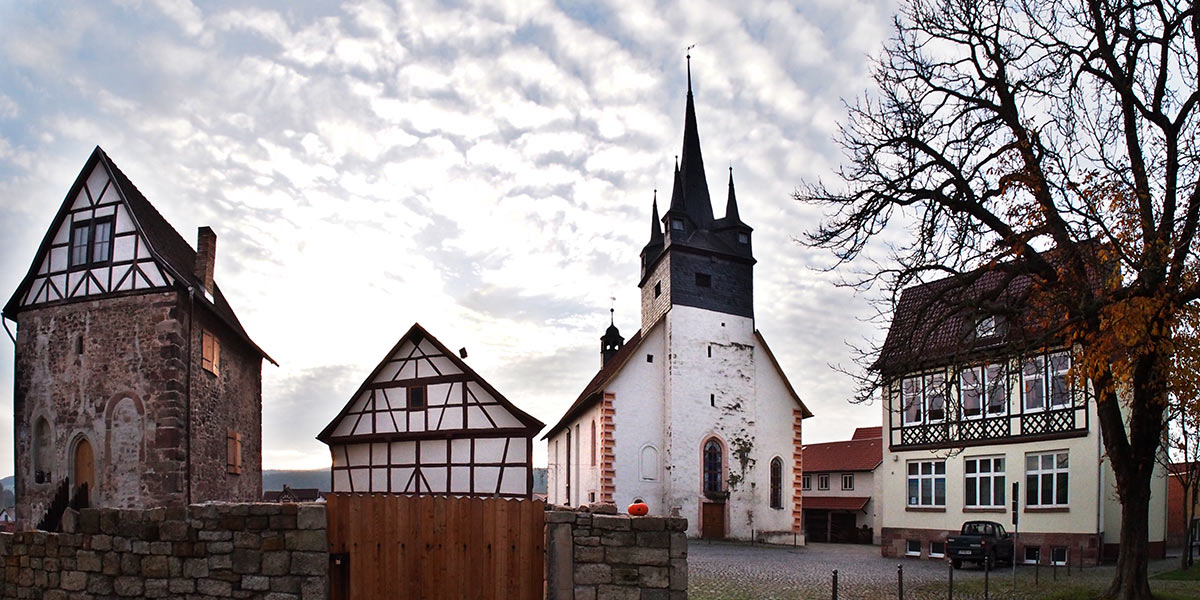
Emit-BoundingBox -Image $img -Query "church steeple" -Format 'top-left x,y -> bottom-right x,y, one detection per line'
649,191 -> 663,244
676,52 -> 714,225
600,308 -> 624,366
724,167 -> 740,223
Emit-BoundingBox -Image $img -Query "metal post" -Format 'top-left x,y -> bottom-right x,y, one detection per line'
1035,557 -> 1040,586
984,555 -> 990,600
897,564 -> 904,600
1067,549 -> 1071,576
832,569 -> 838,600
1053,557 -> 1057,581
947,560 -> 953,600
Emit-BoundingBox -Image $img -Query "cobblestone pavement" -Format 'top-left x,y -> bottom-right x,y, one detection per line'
687,541 -> 1185,600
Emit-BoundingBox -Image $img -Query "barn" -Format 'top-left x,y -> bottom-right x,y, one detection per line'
317,323 -> 544,498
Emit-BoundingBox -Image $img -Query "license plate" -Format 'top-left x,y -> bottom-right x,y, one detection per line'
958,550 -> 973,555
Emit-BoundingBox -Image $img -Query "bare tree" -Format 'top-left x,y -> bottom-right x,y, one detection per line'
796,1 -> 1200,598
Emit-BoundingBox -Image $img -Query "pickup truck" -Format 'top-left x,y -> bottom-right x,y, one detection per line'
946,520 -> 1014,569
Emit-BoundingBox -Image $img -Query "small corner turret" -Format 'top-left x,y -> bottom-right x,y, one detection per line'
601,308 -> 625,366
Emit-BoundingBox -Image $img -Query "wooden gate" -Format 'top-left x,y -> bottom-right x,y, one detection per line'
326,494 -> 545,600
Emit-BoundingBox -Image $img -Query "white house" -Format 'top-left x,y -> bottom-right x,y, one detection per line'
317,323 -> 545,498
801,426 -> 882,544
543,67 -> 813,542
876,269 -> 1168,563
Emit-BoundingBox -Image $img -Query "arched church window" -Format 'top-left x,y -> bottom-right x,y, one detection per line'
33,418 -> 52,483
703,438 -> 723,495
770,457 -> 783,509
640,445 -> 659,481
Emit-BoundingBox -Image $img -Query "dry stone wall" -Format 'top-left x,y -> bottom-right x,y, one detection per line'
0,502 -> 327,599
545,507 -> 687,600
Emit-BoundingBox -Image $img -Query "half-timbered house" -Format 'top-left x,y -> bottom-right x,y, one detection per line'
876,267 -> 1168,563
317,323 -> 544,498
3,146 -> 273,526
543,67 -> 813,542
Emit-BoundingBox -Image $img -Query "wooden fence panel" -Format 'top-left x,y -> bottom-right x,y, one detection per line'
326,494 -> 545,600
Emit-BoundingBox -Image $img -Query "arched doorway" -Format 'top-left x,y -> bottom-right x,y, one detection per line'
701,437 -> 726,539
73,438 -> 94,507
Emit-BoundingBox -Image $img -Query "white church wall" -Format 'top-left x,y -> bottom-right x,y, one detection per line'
608,324 -> 667,511
752,340 -> 803,536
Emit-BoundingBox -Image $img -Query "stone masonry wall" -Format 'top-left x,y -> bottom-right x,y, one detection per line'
0,502 -> 327,599
545,507 -> 687,600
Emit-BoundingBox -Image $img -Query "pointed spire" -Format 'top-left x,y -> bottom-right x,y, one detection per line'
725,166 -> 740,222
649,191 -> 663,244
668,157 -> 685,212
679,56 -> 714,224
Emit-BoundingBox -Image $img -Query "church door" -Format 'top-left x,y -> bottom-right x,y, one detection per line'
74,439 -> 95,505
701,503 -> 725,539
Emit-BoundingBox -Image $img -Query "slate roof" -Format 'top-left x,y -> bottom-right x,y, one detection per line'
2,146 -> 275,365
802,436 -> 882,473
803,496 -> 871,512
262,487 -> 325,503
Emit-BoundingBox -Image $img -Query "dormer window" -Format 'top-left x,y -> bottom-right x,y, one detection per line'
737,232 -> 749,244
69,217 -> 114,268
671,218 -> 685,231
975,316 -> 998,338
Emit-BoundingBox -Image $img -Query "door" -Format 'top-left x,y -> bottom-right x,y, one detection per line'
805,510 -> 829,543
73,438 -> 95,506
830,512 -> 857,543
701,502 -> 725,539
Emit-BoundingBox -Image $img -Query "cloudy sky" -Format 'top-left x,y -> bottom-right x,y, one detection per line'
0,0 -> 899,474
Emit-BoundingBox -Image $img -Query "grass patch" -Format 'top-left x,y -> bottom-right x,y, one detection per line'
1152,563 -> 1200,581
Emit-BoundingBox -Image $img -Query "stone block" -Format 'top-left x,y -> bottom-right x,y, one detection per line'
209,553 -> 233,570
76,550 -> 101,572
592,515 -> 631,531
250,504 -> 281,516
120,553 -> 141,575
234,531 -> 262,549
247,516 -> 270,530
271,575 -> 302,592
669,558 -> 687,591
141,555 -> 169,577
158,520 -> 189,541
285,529 -> 328,551
60,570 -> 86,591
297,505 -> 326,530
641,590 -> 669,600
601,531 -> 636,546
301,576 -> 326,600
574,562 -> 612,585
231,548 -> 261,573
114,575 -> 145,597
265,593 -> 300,600
242,574 -> 271,590
208,541 -> 234,553
199,529 -> 233,541
636,531 -> 671,548
573,585 -> 598,600
639,566 -> 669,588
545,510 -> 575,524
606,547 -> 669,566
575,536 -> 602,546
665,518 -> 687,532
262,533 -> 286,551
291,551 -> 327,575
60,508 -> 78,533
631,517 -> 665,531
596,584 -> 640,600
91,535 -> 112,551
86,573 -> 114,595
79,511 -> 100,534
183,557 -> 209,578
575,545 -> 605,563
588,503 -> 618,514
270,515 -> 298,529
669,533 -> 687,558
168,577 -> 195,593
197,577 -> 234,596
262,551 -> 291,576
144,578 -> 169,598
612,566 -> 639,586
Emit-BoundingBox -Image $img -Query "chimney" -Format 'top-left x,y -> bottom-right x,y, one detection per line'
195,227 -> 216,295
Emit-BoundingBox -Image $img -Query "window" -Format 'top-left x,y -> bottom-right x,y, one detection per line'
985,363 -> 1007,415
842,474 -> 854,490
226,431 -> 242,475
961,367 -> 983,418
671,218 -> 684,231
696,273 -> 711,287
590,420 -> 596,466
707,345 -> 712,358
965,456 -> 1006,507
654,282 -> 662,298
703,439 -> 723,494
1048,352 -> 1071,408
976,316 -> 997,338
817,474 -> 830,490
737,232 -> 749,244
802,474 -> 811,490
408,386 -> 426,410
930,542 -> 946,558
588,492 -> 596,502
1051,547 -> 1068,565
906,540 -> 921,556
646,354 -> 653,363
710,394 -> 715,407
769,458 -> 783,509
1024,351 -> 1072,411
1023,546 -> 1041,564
69,217 -> 115,268
907,460 -> 946,507
1023,355 -> 1046,411
961,364 -> 1007,419
201,330 -> 220,375
1026,451 -> 1069,507
33,418 -> 52,483
925,373 -> 946,422
74,335 -> 84,355
901,377 -> 922,425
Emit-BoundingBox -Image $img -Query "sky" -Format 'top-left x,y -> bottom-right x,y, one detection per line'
0,0 -> 899,474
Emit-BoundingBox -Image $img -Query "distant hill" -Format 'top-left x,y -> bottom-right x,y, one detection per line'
262,469 -> 330,493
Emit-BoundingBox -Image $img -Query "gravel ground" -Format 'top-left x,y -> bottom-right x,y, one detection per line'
687,541 -> 1189,600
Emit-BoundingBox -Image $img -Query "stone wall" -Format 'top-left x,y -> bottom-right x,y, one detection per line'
545,508 -> 687,600
0,502 -> 327,599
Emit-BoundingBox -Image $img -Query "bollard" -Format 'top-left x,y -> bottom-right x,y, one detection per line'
898,564 -> 904,600
984,555 -> 990,600
832,569 -> 839,600
1053,557 -> 1058,581
1067,550 -> 1071,576
1035,556 -> 1040,586
947,560 -> 954,600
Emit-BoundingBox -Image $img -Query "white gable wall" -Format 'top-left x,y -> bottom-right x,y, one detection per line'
608,323 -> 667,508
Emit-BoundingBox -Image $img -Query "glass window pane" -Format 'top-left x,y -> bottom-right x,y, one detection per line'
994,475 -> 1006,505
908,478 -> 919,505
1041,473 -> 1053,504
935,477 -> 946,505
995,457 -> 1005,471
92,221 -> 112,263
1042,454 -> 1054,470
1026,455 -> 1038,471
935,461 -> 945,475
908,462 -> 918,476
1057,453 -> 1069,469
921,478 -> 932,504
1056,473 -> 1069,504
922,462 -> 932,475
965,477 -> 977,506
1026,475 -> 1038,505
965,459 -> 977,474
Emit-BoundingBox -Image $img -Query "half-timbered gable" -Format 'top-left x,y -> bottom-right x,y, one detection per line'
318,323 -> 544,498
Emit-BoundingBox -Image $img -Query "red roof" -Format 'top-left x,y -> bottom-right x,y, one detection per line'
804,496 -> 870,511
802,437 -> 882,473
852,426 -> 882,440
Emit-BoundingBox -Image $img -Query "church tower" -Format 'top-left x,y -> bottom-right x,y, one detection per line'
544,61 -> 811,542
638,64 -> 755,332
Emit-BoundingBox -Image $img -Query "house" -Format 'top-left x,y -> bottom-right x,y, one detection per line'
3,146 -> 274,527
1166,462 -> 1200,552
875,267 -> 1168,563
801,426 -> 882,544
317,323 -> 545,498
262,485 -> 326,503
543,65 -> 813,542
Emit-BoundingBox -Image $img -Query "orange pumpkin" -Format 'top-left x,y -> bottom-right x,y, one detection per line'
628,502 -> 649,516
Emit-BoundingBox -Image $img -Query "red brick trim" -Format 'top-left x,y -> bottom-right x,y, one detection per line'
599,394 -> 615,503
792,409 -> 804,533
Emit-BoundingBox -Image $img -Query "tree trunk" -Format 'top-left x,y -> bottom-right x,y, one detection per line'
1105,474 -> 1154,600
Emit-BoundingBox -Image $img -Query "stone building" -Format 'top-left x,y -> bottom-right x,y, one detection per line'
3,146 -> 274,526
543,65 -> 813,542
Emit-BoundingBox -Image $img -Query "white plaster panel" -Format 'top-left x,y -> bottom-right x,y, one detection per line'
85,166 -> 110,200
391,441 -> 415,464
346,444 -> 370,467
49,247 -> 67,272
505,438 -> 526,462
487,405 -> 523,428
407,411 -> 425,432
112,237 -> 135,262
466,406 -> 491,428
392,467 -> 415,492
424,467 -> 447,492
475,437 -> 506,462
451,466 -> 471,493
428,383 -> 455,406
71,189 -> 91,210
371,468 -> 388,491
500,468 -> 527,495
475,466 -> 499,492
94,205 -> 115,217
420,439 -> 447,463
141,262 -> 166,287
450,438 -> 472,463
375,361 -> 401,381
114,205 -> 135,233
333,470 -> 350,492
53,221 -> 70,243
428,356 -> 462,375
350,469 -> 368,491
331,416 -> 356,437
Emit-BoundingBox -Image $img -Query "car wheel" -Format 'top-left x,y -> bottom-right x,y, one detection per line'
951,559 -> 962,569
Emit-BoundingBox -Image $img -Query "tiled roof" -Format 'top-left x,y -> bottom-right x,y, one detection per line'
803,496 -> 870,511
851,426 -> 882,440
542,328 -> 647,440
802,437 -> 881,473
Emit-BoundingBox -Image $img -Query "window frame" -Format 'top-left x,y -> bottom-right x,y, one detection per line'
769,457 -> 783,509
905,540 -> 921,556
929,541 -> 946,558
901,376 -> 923,426
841,473 -> 854,491
703,438 -> 723,495
1025,450 -> 1070,508
68,217 -> 116,269
201,330 -> 220,375
906,459 -> 947,508
964,456 -> 1006,508
407,386 -> 427,410
802,474 -> 811,491
817,473 -> 830,491
924,372 -> 947,423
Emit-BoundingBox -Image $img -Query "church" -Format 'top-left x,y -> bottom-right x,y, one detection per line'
543,67 -> 813,541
